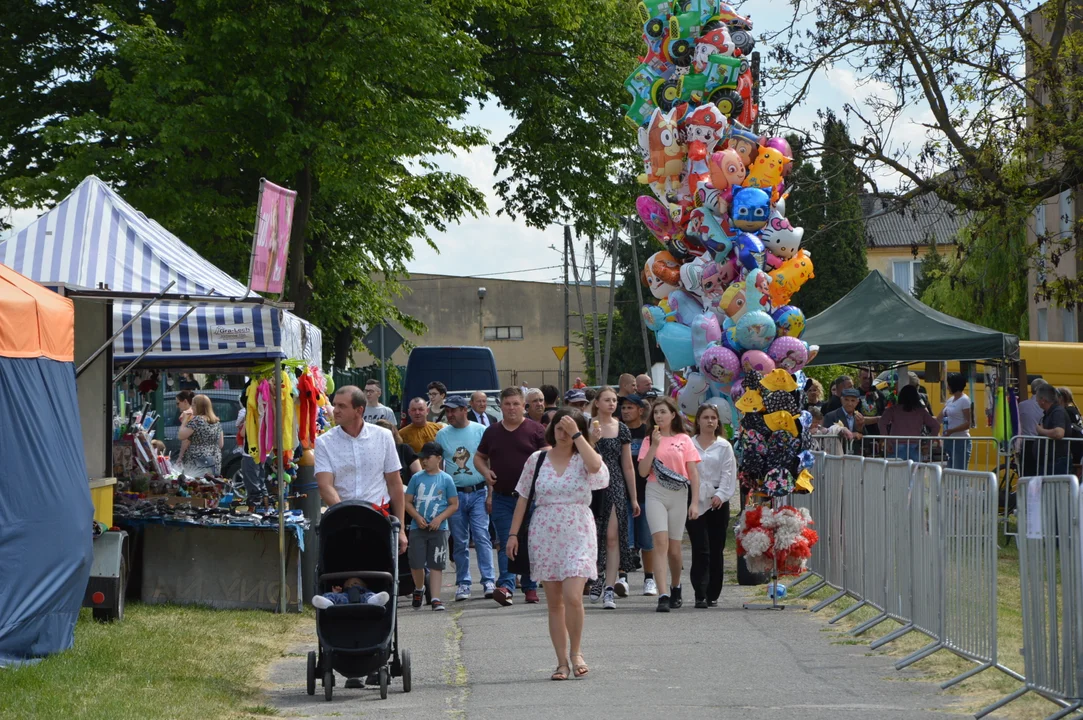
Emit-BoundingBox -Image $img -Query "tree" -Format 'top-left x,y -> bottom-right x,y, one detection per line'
913,241 -> 948,300
768,0 -> 1083,304
920,210 -> 1031,337
603,223 -> 665,380
788,115 -> 868,317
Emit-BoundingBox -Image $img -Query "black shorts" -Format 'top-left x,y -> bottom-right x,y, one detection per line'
408,528 -> 450,570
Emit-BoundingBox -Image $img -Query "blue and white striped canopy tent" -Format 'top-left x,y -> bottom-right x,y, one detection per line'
0,176 -> 322,366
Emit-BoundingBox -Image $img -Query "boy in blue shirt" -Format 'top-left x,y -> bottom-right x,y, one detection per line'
405,442 -> 459,611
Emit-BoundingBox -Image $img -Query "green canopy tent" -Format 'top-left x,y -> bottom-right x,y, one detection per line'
801,270 -> 1020,366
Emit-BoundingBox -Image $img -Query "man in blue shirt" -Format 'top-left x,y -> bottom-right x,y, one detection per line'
435,395 -> 496,601
405,442 -> 459,611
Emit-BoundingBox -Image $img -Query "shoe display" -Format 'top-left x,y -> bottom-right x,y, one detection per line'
483,581 -> 496,599
455,584 -> 471,601
643,578 -> 658,596
412,590 -> 423,609
493,587 -> 513,606
602,588 -> 616,610
669,585 -> 683,609
432,598 -> 446,611
524,589 -> 540,604
656,595 -> 670,612
588,583 -> 603,603
614,577 -> 629,597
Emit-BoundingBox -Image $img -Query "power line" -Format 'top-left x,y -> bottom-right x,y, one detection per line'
400,264 -> 563,281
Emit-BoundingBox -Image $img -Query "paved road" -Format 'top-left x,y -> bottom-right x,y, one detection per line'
265,548 -> 964,719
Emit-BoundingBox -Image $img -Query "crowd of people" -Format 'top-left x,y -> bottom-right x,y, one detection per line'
311,373 -> 737,681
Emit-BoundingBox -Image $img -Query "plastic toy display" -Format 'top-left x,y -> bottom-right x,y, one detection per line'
622,0 -> 818,578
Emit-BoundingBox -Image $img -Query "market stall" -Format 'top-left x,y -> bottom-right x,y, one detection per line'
0,265 -> 94,663
2,176 -> 326,612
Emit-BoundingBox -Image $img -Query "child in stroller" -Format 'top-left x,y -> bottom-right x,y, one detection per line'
311,576 -> 390,610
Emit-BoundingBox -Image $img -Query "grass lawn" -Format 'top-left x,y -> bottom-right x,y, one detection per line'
0,604 -> 308,720
779,522 -> 1069,720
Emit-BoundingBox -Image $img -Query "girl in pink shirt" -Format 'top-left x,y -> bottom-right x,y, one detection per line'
637,397 -> 700,612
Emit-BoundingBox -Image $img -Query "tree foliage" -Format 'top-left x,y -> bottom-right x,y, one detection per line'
787,115 -> 868,317
768,0 -> 1083,305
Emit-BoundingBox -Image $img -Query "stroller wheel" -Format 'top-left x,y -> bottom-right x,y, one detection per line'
324,670 -> 334,701
379,667 -> 389,700
401,649 -> 412,693
306,651 -> 316,696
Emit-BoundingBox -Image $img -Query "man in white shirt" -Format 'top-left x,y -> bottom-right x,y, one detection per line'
316,385 -> 407,553
363,379 -> 397,425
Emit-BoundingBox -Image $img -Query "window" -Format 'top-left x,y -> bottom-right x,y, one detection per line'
1037,308 -> 1049,341
1061,308 -> 1078,343
483,326 -> 523,341
1059,190 -> 1074,237
891,260 -> 922,296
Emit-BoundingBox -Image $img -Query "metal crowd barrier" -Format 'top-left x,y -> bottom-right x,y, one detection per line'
1003,436 -> 1083,539
786,451 -> 825,592
895,463 -> 945,670
865,460 -> 914,642
978,476 -> 1083,719
849,459 -> 889,636
825,456 -> 869,623
801,455 -> 845,605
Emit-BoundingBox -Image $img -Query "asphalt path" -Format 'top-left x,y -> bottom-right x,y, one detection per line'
265,547 -> 965,719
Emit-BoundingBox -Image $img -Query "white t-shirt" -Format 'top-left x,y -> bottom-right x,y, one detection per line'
692,436 -> 738,515
363,404 -> 397,425
943,394 -> 972,437
314,423 -> 401,504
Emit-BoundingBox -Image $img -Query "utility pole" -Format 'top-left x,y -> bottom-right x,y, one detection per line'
563,227 -> 570,393
567,230 -> 588,383
601,227 -> 618,384
628,222 -> 652,372
588,232 -> 602,385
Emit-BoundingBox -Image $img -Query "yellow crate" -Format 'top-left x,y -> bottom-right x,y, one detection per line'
88,477 -> 117,527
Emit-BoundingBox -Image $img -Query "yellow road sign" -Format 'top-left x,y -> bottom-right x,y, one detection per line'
552,346 -> 568,361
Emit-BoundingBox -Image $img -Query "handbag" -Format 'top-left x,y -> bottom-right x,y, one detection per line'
508,451 -> 546,576
653,457 -> 690,491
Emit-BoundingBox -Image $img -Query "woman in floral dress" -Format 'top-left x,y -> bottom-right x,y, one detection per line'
587,387 -> 640,609
506,410 -> 608,681
178,394 -> 223,476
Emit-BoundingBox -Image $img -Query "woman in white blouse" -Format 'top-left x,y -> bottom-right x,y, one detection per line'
688,404 -> 738,608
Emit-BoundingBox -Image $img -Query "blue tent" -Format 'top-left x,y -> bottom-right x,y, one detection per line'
0,264 -> 93,665
0,176 -> 322,366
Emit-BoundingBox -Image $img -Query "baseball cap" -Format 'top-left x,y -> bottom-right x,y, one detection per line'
419,441 -> 443,458
841,388 -> 861,398
620,393 -> 646,407
564,389 -> 587,404
443,395 -> 469,408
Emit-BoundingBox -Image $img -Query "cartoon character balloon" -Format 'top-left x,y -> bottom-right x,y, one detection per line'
768,249 -> 815,306
700,345 -> 740,387
735,309 -> 777,351
638,107 -> 685,200
768,336 -> 809,372
677,371 -> 710,417
644,250 -> 682,300
771,305 -> 806,337
760,207 -> 804,264
730,186 -> 771,233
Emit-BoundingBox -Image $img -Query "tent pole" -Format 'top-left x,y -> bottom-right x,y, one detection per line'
76,281 -> 176,377
275,357 -> 287,613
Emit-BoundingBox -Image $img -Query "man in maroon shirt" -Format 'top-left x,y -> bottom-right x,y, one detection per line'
475,387 -> 548,606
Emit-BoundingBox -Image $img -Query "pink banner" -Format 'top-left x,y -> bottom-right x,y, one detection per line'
248,179 -> 297,294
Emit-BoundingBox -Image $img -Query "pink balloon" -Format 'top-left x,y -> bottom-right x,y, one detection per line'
741,350 -> 776,374
700,345 -> 740,386
768,335 -> 809,372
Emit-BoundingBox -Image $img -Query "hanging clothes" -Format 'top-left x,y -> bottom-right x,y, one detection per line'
246,381 -> 261,456
257,379 -> 275,463
297,371 -> 319,449
278,372 -> 296,462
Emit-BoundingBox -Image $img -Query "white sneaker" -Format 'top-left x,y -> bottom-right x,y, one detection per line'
643,578 -> 659,596
455,584 -> 471,601
366,591 -> 390,606
589,583 -> 603,603
614,578 -> 629,597
602,588 -> 616,610
483,581 -> 496,599
311,595 -> 333,609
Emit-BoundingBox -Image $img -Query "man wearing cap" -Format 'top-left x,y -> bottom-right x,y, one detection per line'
823,387 -> 865,452
474,387 -> 548,606
434,394 -> 496,602
565,388 -> 591,418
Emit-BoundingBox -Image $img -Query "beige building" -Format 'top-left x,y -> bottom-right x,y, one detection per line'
354,273 -> 613,389
1025,5 -> 1081,342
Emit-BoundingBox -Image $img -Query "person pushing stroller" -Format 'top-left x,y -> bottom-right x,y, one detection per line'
405,442 -> 459,611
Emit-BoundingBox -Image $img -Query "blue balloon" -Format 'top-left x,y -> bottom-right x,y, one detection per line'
734,309 -> 776,351
735,232 -> 765,271
642,305 -> 695,370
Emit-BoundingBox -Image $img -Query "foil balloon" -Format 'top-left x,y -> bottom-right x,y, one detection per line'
735,309 -> 776,351
638,107 -> 685,200
687,207 -> 736,256
699,345 -> 740,386
768,249 -> 814,306
727,126 -> 760,167
744,268 -> 773,314
723,325 -> 742,352
744,146 -> 791,192
771,305 -> 806,337
763,137 -> 794,177
768,335 -> 809,372
691,311 -> 722,364
644,250 -> 682,300
677,371 -> 710,418
735,232 -> 765,271
730,186 -> 770,233
760,207 -> 803,261
741,349 -> 775,374
667,288 -> 706,326
642,305 -> 695,369
637,195 -> 683,247
719,281 -> 748,321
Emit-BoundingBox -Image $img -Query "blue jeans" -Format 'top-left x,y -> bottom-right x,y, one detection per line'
321,589 -> 375,605
944,438 -> 972,470
490,493 -> 536,592
448,486 -> 495,586
1052,456 -> 1070,476
892,442 -> 921,462
628,502 -> 654,551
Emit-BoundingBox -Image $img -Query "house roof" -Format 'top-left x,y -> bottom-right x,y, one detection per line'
861,192 -> 969,248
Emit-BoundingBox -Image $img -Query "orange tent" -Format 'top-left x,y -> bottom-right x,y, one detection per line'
0,263 -> 74,363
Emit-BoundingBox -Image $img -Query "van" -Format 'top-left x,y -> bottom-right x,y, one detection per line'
400,346 -> 500,417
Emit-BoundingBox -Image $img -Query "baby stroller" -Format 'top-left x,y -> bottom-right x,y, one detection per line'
306,501 -> 412,701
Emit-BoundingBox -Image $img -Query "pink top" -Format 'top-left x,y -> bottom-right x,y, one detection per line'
880,405 -> 940,438
637,433 -> 701,482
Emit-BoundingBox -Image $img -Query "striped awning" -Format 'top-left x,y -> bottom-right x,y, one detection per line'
0,176 -> 322,365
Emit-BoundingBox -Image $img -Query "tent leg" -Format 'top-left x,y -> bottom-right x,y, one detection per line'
275,358 -> 287,614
